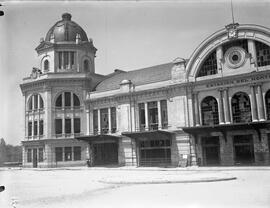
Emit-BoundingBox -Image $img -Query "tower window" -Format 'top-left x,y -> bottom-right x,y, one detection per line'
44,60 -> 49,71
28,94 -> 44,111
84,60 -> 89,72
39,120 -> 44,136
55,94 -> 62,108
58,51 -> 76,70
34,121 -> 38,136
55,119 -> 62,135
65,118 -> 71,134
73,94 -> 80,107
64,92 -> 71,107
74,118 -> 81,134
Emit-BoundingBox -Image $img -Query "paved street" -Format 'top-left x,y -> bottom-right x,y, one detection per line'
0,167 -> 269,208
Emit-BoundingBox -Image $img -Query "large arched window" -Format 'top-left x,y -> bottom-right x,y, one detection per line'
255,41 -> 270,67
28,94 -> 44,111
231,92 -> 252,123
83,59 -> 89,72
55,92 -> 80,108
265,90 -> 270,120
44,60 -> 49,71
201,96 -> 219,125
54,92 -> 81,137
197,51 -> 217,77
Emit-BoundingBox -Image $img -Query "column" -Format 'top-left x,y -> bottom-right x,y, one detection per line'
32,117 -> 34,139
86,109 -> 90,135
193,93 -> 200,126
32,96 -> 35,111
250,85 -> 258,122
69,52 -> 72,70
37,94 -> 40,110
248,39 -> 257,68
97,109 -> 101,134
223,88 -> 231,124
62,115 -> 65,137
61,52 -> 64,69
157,100 -> 162,129
71,92 -> 74,110
89,109 -> 93,135
218,89 -> 225,124
144,102 -> 149,130
61,92 -> 65,110
71,116 -> 74,135
108,107 -> 112,133
216,46 -> 223,71
257,85 -> 265,121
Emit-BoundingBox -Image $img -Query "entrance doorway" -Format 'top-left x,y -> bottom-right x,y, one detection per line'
139,139 -> 171,167
201,136 -> 220,166
233,135 -> 254,165
93,142 -> 118,166
33,148 -> 38,168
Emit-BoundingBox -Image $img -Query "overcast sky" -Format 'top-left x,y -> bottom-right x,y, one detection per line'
1,0 -> 270,145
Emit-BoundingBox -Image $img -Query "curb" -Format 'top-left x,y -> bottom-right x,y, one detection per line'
99,177 -> 237,185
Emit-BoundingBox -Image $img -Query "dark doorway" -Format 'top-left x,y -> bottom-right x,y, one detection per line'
139,139 -> 171,167
202,136 -> 220,166
93,142 -> 118,166
33,148 -> 38,168
233,135 -> 254,165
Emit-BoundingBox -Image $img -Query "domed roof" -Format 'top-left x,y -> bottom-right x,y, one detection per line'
45,13 -> 88,42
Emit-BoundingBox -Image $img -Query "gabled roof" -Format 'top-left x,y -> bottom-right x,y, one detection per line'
95,63 -> 173,92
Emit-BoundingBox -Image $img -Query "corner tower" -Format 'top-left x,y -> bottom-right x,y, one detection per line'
20,13 -> 104,168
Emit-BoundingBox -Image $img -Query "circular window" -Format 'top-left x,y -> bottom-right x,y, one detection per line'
224,46 -> 246,69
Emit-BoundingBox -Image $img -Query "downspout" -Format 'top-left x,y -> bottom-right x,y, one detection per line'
129,84 -> 134,165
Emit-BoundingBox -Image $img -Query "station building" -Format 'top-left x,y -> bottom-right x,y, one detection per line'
20,13 -> 270,167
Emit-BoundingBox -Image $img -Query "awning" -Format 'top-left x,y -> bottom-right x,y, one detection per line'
75,134 -> 121,142
122,130 -> 174,139
182,121 -> 270,140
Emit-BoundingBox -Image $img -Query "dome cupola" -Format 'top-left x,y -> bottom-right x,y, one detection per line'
45,13 -> 88,43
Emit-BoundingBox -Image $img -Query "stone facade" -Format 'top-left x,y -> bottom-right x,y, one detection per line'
20,14 -> 270,168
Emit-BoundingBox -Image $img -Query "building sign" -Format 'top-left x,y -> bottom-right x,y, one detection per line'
206,73 -> 270,88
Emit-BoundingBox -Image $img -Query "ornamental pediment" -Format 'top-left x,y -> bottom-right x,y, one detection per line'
35,41 -> 54,51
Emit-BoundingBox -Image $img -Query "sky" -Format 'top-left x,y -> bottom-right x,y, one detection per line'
1,0 -> 270,145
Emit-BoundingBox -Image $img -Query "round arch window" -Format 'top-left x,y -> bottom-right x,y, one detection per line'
83,59 -> 90,72
44,60 -> 49,71
224,47 -> 246,69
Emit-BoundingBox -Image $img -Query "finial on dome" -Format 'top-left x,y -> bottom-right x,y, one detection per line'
62,13 -> 72,21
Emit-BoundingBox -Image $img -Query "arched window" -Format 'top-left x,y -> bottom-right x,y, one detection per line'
265,90 -> 270,120
83,59 -> 89,72
197,51 -> 217,77
28,94 -> 44,111
231,92 -> 252,123
255,41 -> 270,67
55,92 -> 80,108
55,94 -> 62,108
73,94 -> 80,107
201,96 -> 219,125
54,92 -> 81,137
44,60 -> 49,71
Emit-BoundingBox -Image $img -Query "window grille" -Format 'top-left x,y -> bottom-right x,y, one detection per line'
255,41 -> 270,67
201,96 -> 219,125
197,51 -> 217,77
231,92 -> 252,123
